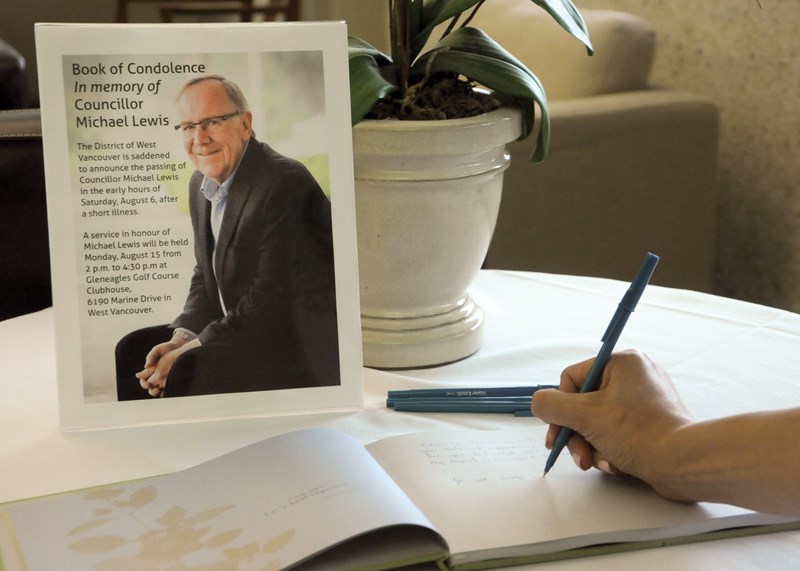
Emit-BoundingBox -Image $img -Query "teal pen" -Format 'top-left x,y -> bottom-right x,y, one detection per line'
542,252 -> 659,475
393,400 -> 532,414
395,396 -> 537,403
386,385 -> 558,407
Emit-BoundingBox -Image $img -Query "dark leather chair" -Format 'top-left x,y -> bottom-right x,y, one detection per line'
0,37 -> 26,110
0,35 -> 50,320
0,108 -> 51,320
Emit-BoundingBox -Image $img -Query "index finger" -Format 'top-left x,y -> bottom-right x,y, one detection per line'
560,357 -> 596,393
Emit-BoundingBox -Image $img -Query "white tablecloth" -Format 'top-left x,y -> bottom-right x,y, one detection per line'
3,270 -> 800,569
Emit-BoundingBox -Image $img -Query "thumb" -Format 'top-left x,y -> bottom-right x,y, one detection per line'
532,388 -> 590,432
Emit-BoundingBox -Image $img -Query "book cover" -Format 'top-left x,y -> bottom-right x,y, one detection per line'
34,22 -> 362,429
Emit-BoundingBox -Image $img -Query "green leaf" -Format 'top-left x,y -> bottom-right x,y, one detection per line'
422,0 -> 482,29
412,0 -> 483,57
347,36 -> 392,66
348,53 -> 398,125
531,0 -> 593,54
424,24 -> 535,80
412,27 -> 551,161
414,0 -> 592,59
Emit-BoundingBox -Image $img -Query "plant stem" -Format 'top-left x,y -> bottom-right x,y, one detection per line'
460,0 -> 486,28
441,0 -> 484,41
441,13 -> 460,38
393,0 -> 411,99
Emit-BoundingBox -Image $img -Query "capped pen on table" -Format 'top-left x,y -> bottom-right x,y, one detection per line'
542,252 -> 659,475
392,396 -> 544,414
386,384 -> 558,408
387,385 -> 558,415
393,400 -> 535,414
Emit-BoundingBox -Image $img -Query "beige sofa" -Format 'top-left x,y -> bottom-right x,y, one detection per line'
476,4 -> 719,292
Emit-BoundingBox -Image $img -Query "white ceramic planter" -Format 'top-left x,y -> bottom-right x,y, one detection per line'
353,106 -> 523,368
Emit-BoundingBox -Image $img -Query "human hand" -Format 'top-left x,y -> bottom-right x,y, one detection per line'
136,338 -> 198,397
532,349 -> 693,486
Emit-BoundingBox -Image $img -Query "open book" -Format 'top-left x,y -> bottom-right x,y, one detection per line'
2,426 -> 798,570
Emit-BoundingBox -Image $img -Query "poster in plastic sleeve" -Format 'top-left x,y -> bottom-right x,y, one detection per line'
35,21 -> 362,428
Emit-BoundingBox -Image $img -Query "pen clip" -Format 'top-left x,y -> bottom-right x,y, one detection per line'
601,304 -> 627,342
601,252 -> 659,342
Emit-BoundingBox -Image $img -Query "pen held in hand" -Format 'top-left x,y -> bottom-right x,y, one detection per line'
542,252 -> 659,476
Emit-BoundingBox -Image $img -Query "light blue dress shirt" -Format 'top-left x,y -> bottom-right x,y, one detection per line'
198,140 -> 250,316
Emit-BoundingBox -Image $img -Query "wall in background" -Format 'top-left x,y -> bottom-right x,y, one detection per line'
302,1 -> 389,53
577,0 -> 800,312
4,1 -> 797,311
3,1 -> 339,105
3,1 -> 116,105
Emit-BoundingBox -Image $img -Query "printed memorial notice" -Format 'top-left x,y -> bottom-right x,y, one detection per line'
35,22 -> 362,428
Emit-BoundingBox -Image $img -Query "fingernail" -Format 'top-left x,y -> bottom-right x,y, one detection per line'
571,451 -> 582,469
598,460 -> 613,474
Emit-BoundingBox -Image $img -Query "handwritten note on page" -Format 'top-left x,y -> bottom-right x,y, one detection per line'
366,426 -> 782,567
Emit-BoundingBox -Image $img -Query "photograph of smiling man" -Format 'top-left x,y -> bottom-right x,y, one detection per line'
36,22 -> 361,428
114,75 -> 339,399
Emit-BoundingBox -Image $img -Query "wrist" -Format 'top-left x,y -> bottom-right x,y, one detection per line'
647,421 -> 719,504
171,327 -> 197,346
627,416 -> 695,503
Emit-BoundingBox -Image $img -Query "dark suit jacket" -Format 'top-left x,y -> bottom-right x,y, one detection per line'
170,137 -> 338,383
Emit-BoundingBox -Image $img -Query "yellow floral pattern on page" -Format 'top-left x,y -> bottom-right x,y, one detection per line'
63,484 -> 295,570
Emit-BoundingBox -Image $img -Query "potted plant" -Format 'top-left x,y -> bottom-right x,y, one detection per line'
347,0 -> 593,369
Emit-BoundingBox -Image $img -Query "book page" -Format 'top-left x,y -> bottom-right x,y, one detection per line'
366,426 -> 796,567
0,429 -> 445,571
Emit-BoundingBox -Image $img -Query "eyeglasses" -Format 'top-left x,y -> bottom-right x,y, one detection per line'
175,111 -> 241,134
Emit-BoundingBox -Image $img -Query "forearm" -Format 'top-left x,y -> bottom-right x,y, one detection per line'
651,407 -> 800,515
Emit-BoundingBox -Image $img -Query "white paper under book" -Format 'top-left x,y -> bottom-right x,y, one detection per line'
1,426 -> 798,570
34,21 -> 363,429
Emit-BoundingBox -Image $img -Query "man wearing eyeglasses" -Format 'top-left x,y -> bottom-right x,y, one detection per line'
115,75 -> 339,399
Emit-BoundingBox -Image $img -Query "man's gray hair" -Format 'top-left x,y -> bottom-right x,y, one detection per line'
178,75 -> 250,113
